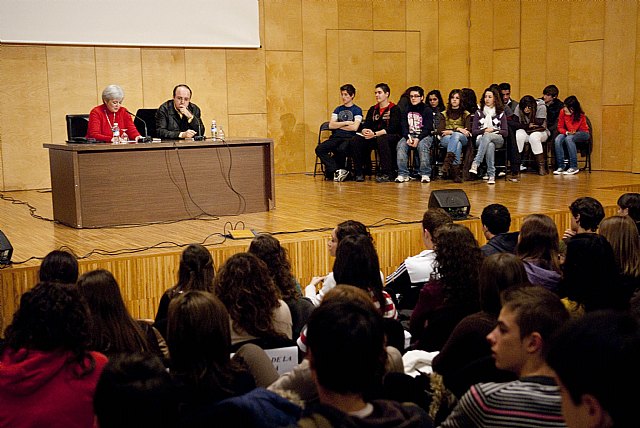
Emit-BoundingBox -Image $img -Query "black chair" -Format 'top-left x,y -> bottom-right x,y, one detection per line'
66,114 -> 89,140
577,116 -> 593,172
313,121 -> 332,177
133,108 -> 158,138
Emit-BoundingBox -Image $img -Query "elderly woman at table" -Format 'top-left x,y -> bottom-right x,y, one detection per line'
87,84 -> 141,143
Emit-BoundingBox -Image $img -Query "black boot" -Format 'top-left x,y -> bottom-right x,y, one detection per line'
452,165 -> 463,183
441,152 -> 455,175
535,154 -> 547,176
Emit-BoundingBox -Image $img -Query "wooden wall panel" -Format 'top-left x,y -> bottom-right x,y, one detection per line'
405,32 -> 422,86
493,0 -> 519,50
570,0 -> 605,42
373,52 -> 407,100
438,0 -> 470,92
601,105 -> 633,171
602,1 -> 637,106
469,0 -> 493,92
545,1 -> 570,94
326,30 -> 342,109
337,30 -> 375,103
228,114 -> 268,138
263,0 -> 303,51
226,49 -> 266,115
406,0 -> 439,91
185,49 -> 228,133
338,0 -> 373,30
493,49 -> 520,99
520,1 -> 548,96
0,45 -> 51,190
373,0 -> 406,30
95,48 -> 143,109
634,5 -> 640,173
568,40 -> 603,169
46,47 -> 96,144
374,31 -> 406,52
266,51 -> 304,173
140,49 -> 185,110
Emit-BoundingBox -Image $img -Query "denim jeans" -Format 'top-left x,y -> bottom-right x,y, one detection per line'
554,132 -> 589,169
439,132 -> 468,165
473,133 -> 504,178
397,136 -> 433,176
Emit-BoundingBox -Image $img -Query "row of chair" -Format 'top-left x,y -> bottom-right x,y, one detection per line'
65,109 -> 158,140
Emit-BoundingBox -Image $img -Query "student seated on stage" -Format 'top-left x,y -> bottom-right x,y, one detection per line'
439,284 -> 570,427
87,84 -> 142,143
499,82 -> 518,115
316,84 -> 363,182
553,95 -> 590,176
479,204 -> 519,257
437,89 -> 472,183
512,95 -> 550,176
155,84 -> 204,140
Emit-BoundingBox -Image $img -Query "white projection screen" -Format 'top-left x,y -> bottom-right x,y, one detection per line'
0,0 -> 260,48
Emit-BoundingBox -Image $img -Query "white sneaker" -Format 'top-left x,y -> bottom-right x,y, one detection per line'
334,169 -> 349,182
421,175 -> 430,183
498,171 -> 506,177
520,164 -> 527,171
563,167 -> 579,175
487,176 -> 496,185
395,175 -> 409,183
553,168 -> 564,175
469,162 -> 479,175
482,175 -> 489,180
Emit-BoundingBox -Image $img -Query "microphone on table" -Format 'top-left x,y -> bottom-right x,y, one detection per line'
193,116 -> 206,141
127,111 -> 153,143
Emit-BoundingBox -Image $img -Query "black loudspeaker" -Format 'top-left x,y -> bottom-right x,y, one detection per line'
428,189 -> 471,220
0,230 -> 13,265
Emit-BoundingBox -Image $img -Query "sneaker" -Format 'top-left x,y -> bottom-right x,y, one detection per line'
563,167 -> 579,175
487,176 -> 495,185
334,169 -> 349,182
553,168 -> 564,175
482,174 -> 489,180
421,175 -> 431,183
469,162 -> 479,175
394,175 -> 409,183
498,171 -> 506,177
508,173 -> 520,182
355,175 -> 365,182
520,164 -> 527,171
376,174 -> 391,183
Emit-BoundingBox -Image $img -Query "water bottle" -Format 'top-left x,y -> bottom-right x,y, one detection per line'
111,123 -> 120,144
120,129 -> 128,143
211,120 -> 217,140
218,125 -> 225,140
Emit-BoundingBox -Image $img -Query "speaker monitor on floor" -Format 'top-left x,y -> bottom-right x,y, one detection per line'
428,189 -> 470,220
0,229 -> 12,265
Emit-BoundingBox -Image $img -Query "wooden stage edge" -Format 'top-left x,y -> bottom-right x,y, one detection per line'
1,171 -> 639,331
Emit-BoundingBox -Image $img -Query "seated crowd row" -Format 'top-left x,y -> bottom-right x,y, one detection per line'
317,82 -> 588,185
1,192 -> 639,428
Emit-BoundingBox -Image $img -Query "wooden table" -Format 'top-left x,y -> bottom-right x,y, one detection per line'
44,138 -> 274,228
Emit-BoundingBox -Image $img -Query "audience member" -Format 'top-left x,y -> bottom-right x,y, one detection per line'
385,208 -> 453,311
512,95 -> 549,176
155,84 -> 203,140
479,204 -> 518,256
87,84 -> 141,142
297,298 -> 432,427
438,89 -> 472,183
617,192 -> 640,234
94,353 -> 179,428
352,83 -> 402,183
154,243 -> 215,338
248,233 -> 314,340
553,95 -> 589,175
516,214 -> 562,293
547,310 -> 640,428
410,224 -> 482,351
599,215 -> 640,302
439,284 -> 570,427
563,196 -> 605,241
214,252 -> 293,350
0,282 -> 108,428
38,249 -> 79,284
316,84 -> 363,182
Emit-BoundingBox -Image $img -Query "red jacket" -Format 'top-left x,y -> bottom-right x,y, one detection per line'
87,104 -> 140,142
557,109 -> 589,135
0,348 -> 108,428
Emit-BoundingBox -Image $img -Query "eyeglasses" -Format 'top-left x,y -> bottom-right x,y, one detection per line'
410,95 -> 422,98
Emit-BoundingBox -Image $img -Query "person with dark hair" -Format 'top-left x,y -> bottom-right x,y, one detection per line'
516,214 -> 562,293
426,89 -> 445,114
480,203 -> 518,256
410,224 -> 483,351
498,82 -> 517,114
439,284 -> 570,427
305,220 -> 372,306
437,89 -> 472,183
39,249 -> 79,284
512,95 -> 550,176
553,95 -> 589,175
563,196 -> 605,240
469,87 -> 508,184
560,233 -> 626,317
432,253 -> 527,398
386,208 -> 453,311
94,353 -> 179,428
460,88 -> 478,114
77,269 -> 167,362
547,310 -> 640,428
316,84 -> 363,182
154,243 -> 215,338
0,282 -> 108,428
214,252 -> 293,350
298,298 -> 432,427
352,83 -> 402,183
617,192 -> 640,234
395,86 -> 435,183
249,233 -> 315,340
155,84 -> 203,140
542,84 -> 564,139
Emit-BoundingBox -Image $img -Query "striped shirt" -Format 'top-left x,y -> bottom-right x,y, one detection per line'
438,376 -> 567,427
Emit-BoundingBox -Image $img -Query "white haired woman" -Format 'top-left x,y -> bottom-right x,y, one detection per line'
87,84 -> 141,143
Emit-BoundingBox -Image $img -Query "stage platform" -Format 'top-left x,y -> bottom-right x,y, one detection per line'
1,171 -> 638,331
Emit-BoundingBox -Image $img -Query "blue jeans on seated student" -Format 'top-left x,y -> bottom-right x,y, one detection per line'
473,133 -> 504,178
439,132 -> 468,165
397,136 -> 433,177
554,131 -> 589,169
